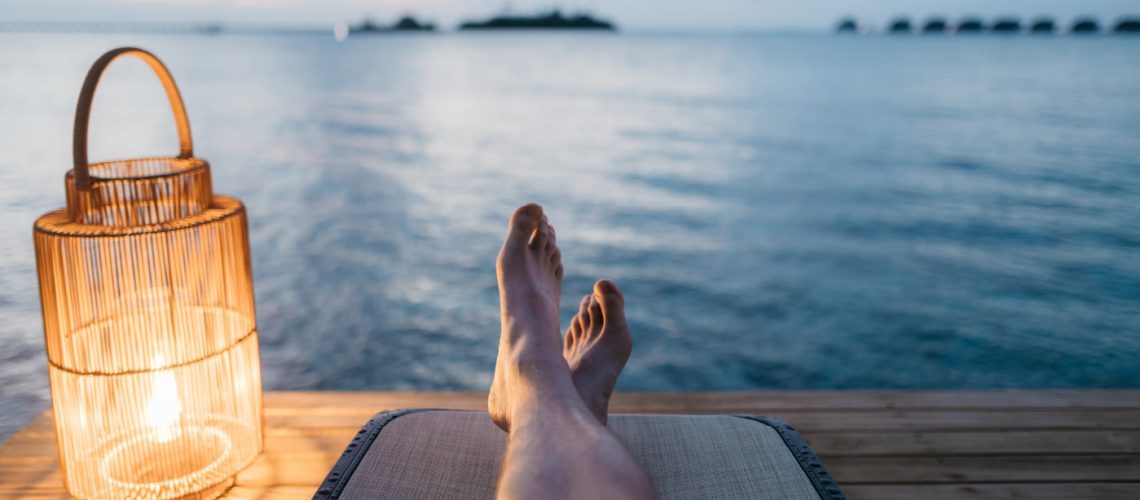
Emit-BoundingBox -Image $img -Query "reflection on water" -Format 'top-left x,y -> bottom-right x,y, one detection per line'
2,33 -> 1139,439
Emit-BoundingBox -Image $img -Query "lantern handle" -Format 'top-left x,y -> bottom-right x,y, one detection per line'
73,47 -> 193,190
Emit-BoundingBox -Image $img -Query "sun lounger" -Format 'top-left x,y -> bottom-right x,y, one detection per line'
315,409 -> 844,499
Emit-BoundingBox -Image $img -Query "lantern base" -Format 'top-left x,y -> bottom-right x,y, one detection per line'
83,415 -> 255,500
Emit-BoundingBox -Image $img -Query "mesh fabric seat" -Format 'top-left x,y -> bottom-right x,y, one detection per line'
316,410 -> 843,499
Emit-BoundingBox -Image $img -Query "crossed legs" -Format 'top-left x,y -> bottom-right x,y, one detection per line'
488,204 -> 655,500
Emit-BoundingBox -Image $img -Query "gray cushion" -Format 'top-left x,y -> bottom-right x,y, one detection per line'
316,410 -> 843,499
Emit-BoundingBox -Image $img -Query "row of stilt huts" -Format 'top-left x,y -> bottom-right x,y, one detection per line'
837,17 -> 1140,35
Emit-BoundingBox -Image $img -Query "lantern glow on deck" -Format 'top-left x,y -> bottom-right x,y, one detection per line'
33,48 -> 263,499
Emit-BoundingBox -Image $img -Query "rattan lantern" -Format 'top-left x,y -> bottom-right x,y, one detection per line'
33,47 -> 263,499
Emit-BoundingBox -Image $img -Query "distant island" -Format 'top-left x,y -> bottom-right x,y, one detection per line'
350,16 -> 435,34
459,10 -> 616,31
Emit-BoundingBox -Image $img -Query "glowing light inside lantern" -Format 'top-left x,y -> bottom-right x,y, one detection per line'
146,354 -> 182,443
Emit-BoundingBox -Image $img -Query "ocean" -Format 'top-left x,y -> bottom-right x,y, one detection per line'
1,32 -> 1138,440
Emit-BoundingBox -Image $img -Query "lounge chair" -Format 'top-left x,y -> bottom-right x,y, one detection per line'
315,409 -> 844,499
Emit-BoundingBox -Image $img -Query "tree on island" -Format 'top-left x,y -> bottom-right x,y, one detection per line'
350,15 -> 435,33
459,9 -> 616,30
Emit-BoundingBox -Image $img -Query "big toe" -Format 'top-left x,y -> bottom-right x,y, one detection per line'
594,280 -> 626,326
505,203 -> 543,248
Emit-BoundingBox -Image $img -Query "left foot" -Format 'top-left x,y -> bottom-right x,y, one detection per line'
564,280 -> 633,426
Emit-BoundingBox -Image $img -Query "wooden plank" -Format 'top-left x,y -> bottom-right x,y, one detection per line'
0,456 -> 336,492
225,486 -> 315,500
24,407 -> 1140,436
609,390 -> 1140,411
843,482 -> 1140,500
807,429 -> 1140,456
39,482 -> 1140,500
235,452 -> 339,487
828,454 -> 1140,483
10,427 -> 1137,464
0,462 -> 62,492
11,452 -> 1138,492
262,391 -> 487,414
224,453 -> 1139,490
19,391 -> 1140,429
0,430 -> 57,460
256,409 -> 1140,432
0,492 -> 68,500
0,430 -> 357,460
264,390 -> 1140,412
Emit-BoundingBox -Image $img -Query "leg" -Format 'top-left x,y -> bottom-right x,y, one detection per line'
489,204 -> 655,500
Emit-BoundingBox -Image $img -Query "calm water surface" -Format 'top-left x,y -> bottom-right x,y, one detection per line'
1,33 -> 1138,439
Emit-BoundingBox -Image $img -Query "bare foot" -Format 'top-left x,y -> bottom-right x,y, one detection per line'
564,280 -> 633,426
488,203 -> 574,432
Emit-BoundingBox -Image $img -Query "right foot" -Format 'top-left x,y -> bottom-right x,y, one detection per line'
488,204 -> 575,432
564,280 -> 633,426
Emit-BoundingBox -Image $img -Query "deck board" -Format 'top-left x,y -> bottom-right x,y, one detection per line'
2,390 -> 1138,499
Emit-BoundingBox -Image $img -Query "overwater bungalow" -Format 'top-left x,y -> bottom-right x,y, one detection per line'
835,17 -> 858,33
1114,18 -> 1140,33
1029,17 -> 1056,34
887,17 -> 912,34
1071,17 -> 1100,34
991,18 -> 1022,33
921,17 -> 948,34
956,18 -> 986,33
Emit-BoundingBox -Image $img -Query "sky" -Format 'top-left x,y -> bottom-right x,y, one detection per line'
3,0 -> 1138,31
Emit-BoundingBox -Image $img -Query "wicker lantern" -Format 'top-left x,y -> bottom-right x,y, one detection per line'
32,47 -> 263,499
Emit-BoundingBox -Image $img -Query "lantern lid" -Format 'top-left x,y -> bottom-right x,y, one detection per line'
65,156 -> 214,227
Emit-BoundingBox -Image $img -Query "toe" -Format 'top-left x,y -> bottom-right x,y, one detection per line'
506,204 -> 543,247
595,279 -> 627,326
566,321 -> 580,350
588,295 -> 603,330
532,220 -> 551,249
550,248 -> 561,266
577,295 -> 591,332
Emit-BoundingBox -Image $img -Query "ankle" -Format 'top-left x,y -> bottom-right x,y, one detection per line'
508,391 -> 599,435
501,313 -> 559,344
504,350 -> 574,392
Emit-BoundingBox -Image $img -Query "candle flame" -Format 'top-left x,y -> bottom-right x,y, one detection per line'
146,354 -> 181,442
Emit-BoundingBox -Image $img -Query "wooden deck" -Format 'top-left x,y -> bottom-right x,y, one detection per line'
3,390 -> 1139,499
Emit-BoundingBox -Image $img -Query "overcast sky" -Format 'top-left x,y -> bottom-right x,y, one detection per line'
4,0 -> 1138,31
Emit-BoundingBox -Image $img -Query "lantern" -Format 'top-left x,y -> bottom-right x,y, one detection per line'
33,47 -> 263,499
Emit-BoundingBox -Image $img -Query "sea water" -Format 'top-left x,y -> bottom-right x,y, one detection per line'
1,32 -> 1138,440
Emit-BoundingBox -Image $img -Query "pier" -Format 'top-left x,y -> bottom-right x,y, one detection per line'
2,390 -> 1139,498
